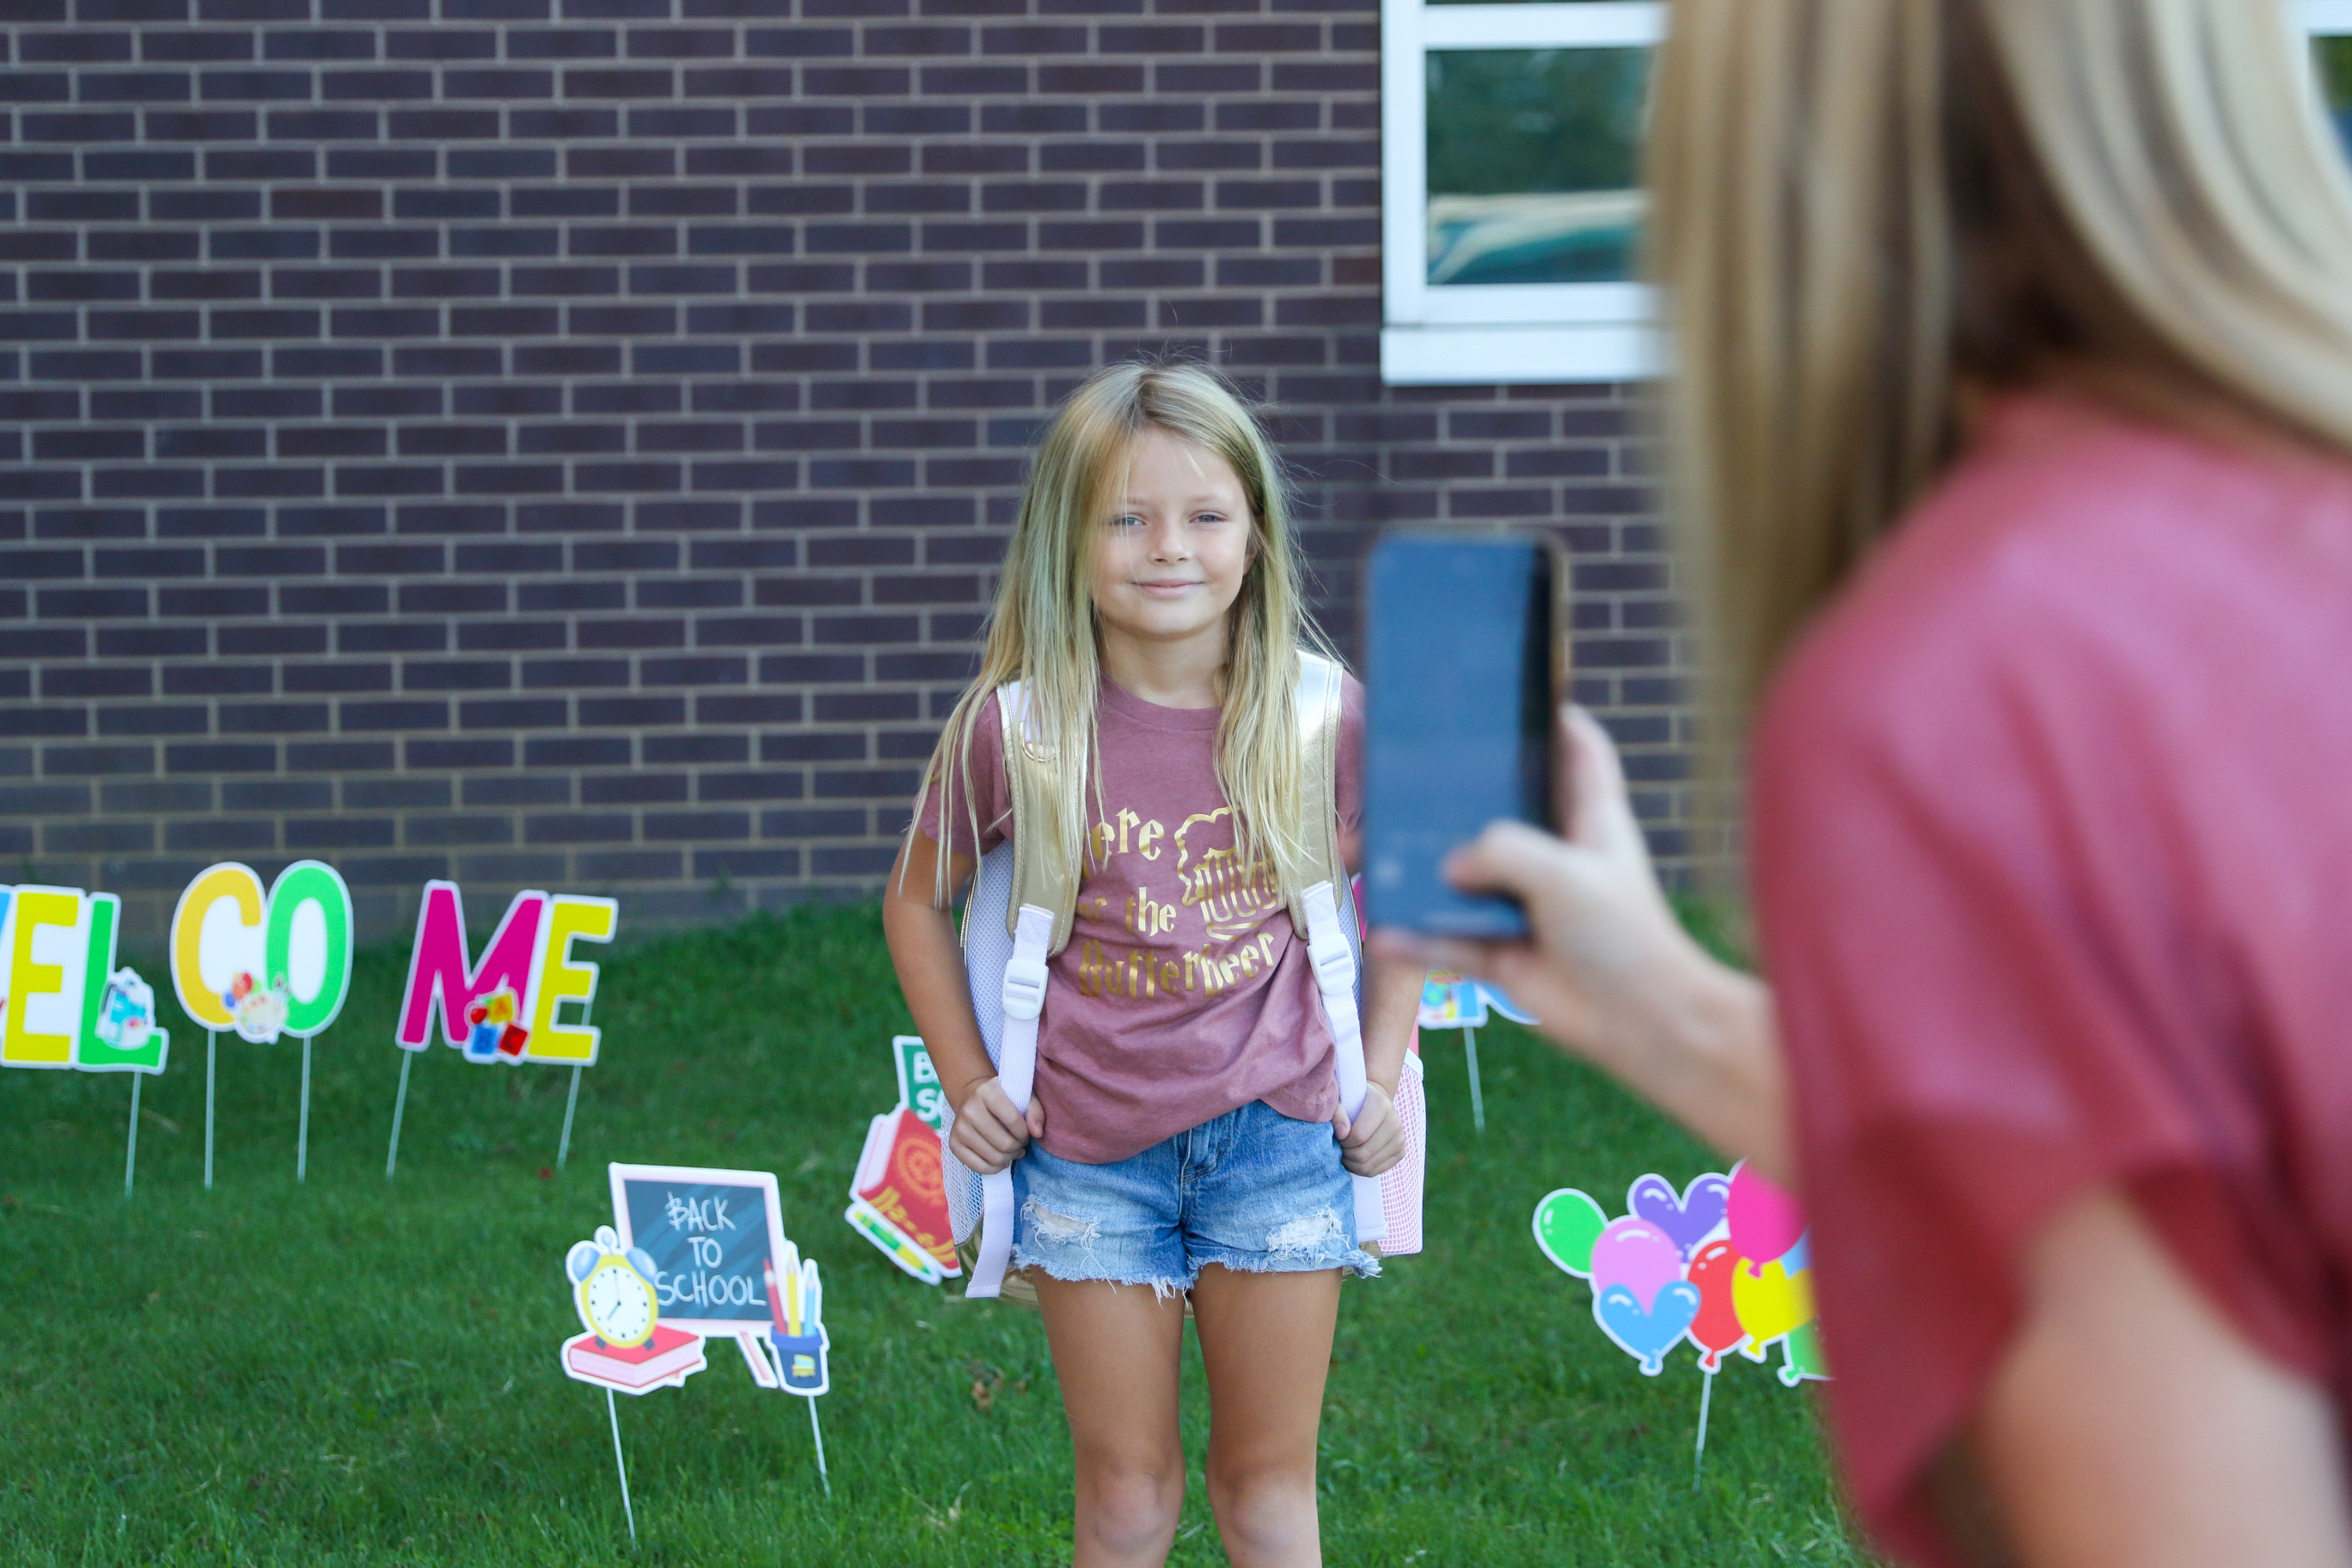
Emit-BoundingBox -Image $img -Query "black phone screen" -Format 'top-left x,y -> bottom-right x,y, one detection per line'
1361,533 -> 1559,939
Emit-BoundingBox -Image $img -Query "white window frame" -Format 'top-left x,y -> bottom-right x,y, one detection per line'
1382,0 -> 2352,386
1381,0 -> 1662,385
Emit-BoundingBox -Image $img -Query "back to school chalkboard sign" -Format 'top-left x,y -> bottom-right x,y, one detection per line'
609,1163 -> 792,1338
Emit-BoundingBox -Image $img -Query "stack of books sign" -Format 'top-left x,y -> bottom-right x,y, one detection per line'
562,1326 -> 707,1393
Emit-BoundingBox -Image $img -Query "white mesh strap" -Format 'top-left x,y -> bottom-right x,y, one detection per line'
1302,879 -> 1387,1246
966,902 -> 1055,1299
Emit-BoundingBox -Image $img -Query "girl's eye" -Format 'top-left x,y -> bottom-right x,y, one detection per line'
1193,512 -> 1227,525
1111,514 -> 1142,528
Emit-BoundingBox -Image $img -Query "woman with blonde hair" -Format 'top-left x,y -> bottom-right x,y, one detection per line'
1391,2 -> 2352,1563
885,360 -> 1420,1567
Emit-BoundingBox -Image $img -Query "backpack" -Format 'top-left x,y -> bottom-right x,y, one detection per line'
941,651 -> 1428,1300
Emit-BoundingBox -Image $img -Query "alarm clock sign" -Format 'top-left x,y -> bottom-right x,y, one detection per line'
566,1226 -> 662,1349
559,1223 -> 709,1398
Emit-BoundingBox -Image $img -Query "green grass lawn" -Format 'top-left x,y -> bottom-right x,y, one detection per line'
0,905 -> 1868,1565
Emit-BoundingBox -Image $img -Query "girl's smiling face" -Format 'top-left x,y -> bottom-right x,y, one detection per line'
1091,425 -> 1254,657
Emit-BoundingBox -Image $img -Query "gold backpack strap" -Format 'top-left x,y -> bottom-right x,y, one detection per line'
995,682 -> 1081,954
1288,652 -> 1356,935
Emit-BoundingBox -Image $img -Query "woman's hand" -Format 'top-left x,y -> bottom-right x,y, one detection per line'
1399,707 -> 1707,1057
1333,1081 -> 1404,1178
947,1075 -> 1045,1177
1372,707 -> 1789,1179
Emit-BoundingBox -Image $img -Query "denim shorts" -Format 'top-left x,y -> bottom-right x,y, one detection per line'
1009,1099 -> 1377,1294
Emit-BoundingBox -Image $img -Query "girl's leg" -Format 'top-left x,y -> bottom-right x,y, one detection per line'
1189,1265 -> 1344,1568
1034,1274 -> 1191,1568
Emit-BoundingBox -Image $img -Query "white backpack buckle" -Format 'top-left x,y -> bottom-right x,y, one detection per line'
1307,930 -> 1355,996
1001,954 -> 1049,1021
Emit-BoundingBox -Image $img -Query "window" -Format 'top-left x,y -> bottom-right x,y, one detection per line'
1382,2 -> 2352,386
2314,3 -> 2352,143
1381,0 -> 1660,385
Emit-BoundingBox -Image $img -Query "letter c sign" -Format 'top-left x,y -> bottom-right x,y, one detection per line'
169,861 -> 354,1044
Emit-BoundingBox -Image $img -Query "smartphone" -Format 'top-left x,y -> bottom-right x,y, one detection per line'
1362,532 -> 1567,939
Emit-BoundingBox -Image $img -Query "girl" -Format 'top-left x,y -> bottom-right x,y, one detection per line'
883,361 -> 1421,1568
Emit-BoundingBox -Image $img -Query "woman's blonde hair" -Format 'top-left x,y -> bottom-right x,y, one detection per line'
1651,0 -> 2352,720
912,361 -> 1334,905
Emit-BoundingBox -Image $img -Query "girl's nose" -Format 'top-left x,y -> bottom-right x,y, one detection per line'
1148,518 -> 1190,561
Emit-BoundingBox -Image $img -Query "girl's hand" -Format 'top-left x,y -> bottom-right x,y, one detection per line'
1333,1081 -> 1404,1178
948,1076 -> 1046,1177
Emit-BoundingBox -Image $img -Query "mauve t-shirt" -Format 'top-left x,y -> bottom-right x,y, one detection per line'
1754,392 -> 2352,1566
920,673 -> 1363,1165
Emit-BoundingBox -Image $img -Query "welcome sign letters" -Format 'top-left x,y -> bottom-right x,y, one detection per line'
0,884 -> 170,1075
396,880 -> 617,1065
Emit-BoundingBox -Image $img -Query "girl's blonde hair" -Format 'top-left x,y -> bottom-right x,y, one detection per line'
913,361 -> 1334,905
1651,0 -> 2352,722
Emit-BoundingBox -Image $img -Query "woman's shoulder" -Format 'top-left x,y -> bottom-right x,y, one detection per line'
1764,391 -> 2352,779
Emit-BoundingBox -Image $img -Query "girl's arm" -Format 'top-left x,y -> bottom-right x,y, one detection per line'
1360,948 -> 1421,1095
1334,946 -> 1422,1178
881,828 -> 1041,1175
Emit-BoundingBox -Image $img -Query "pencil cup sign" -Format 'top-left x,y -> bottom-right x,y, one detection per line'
395,881 -> 617,1064
169,861 -> 354,1044
0,885 -> 170,1074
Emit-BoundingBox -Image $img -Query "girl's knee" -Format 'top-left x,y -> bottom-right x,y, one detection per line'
1076,1455 -> 1185,1552
1204,1458 -> 1318,1549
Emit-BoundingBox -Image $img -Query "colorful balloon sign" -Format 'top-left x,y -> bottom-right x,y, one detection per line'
1589,1216 -> 1701,1374
396,881 -> 617,1064
1630,1172 -> 1730,1256
1730,1254 -> 1816,1352
0,885 -> 169,1074
1685,1240 -> 1749,1371
169,861 -> 354,1044
1533,1161 -> 1828,1387
1533,1185 -> 1608,1275
1727,1160 -> 1808,1265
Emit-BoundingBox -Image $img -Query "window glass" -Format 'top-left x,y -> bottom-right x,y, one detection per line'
2317,36 -> 2352,151
1424,47 -> 1651,286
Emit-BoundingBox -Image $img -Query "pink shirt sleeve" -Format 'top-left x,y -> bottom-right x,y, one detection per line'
914,695 -> 1012,861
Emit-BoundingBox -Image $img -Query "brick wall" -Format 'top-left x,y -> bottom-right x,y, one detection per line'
0,0 -> 1676,945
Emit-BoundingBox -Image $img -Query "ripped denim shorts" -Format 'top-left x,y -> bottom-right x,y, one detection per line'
1010,1098 -> 1377,1295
